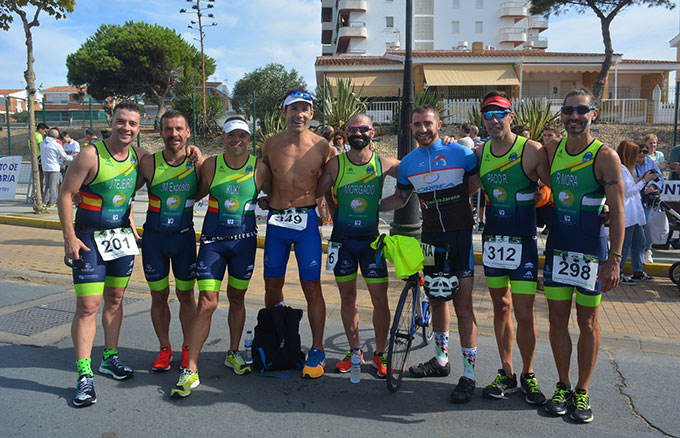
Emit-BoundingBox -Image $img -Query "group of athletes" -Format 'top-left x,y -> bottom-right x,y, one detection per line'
57,88 -> 623,424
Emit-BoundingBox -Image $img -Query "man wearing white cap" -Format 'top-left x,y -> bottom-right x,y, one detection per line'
172,116 -> 271,397
261,90 -> 334,379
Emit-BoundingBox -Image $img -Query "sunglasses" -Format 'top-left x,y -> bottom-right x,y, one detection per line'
482,110 -> 511,121
639,150 -> 649,154
288,90 -> 312,100
561,105 -> 596,115
347,125 -> 372,134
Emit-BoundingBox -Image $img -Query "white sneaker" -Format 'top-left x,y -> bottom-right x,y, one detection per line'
643,249 -> 653,264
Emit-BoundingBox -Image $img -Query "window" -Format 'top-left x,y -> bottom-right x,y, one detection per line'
414,16 -> 434,40
475,21 -> 483,33
476,0 -> 483,8
452,0 -> 459,7
386,16 -> 394,28
451,21 -> 459,34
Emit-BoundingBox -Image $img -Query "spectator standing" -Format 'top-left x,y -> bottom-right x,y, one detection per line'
457,123 -> 475,149
669,143 -> 680,180
642,134 -> 666,171
40,128 -> 72,207
634,144 -> 664,263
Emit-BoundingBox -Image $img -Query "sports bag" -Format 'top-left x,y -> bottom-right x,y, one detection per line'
252,306 -> 305,371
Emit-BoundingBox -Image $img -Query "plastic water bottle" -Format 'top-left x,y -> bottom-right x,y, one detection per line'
350,347 -> 361,383
244,330 -> 253,365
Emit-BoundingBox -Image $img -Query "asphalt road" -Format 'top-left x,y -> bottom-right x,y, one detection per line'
0,279 -> 678,438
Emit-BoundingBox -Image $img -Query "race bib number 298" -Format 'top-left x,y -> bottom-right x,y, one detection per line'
94,228 -> 139,261
551,250 -> 598,291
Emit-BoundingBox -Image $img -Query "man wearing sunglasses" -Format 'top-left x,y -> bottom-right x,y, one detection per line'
380,105 -> 480,404
467,91 -> 551,406
315,114 -> 400,377
261,90 -> 335,378
542,88 -> 624,423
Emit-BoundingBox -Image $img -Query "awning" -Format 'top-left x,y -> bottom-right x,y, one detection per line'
325,72 -> 403,97
423,64 -> 519,86
522,64 -> 601,73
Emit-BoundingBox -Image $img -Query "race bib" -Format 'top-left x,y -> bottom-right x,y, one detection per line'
94,228 -> 139,261
268,209 -> 307,231
420,243 -> 436,266
551,250 -> 598,290
326,241 -> 341,270
483,235 -> 522,270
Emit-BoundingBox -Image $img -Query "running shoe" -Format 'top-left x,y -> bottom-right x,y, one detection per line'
171,369 -> 200,398
99,354 -> 133,380
72,374 -> 96,408
570,388 -> 594,423
450,376 -> 476,403
483,369 -> 518,399
644,249 -> 653,264
408,357 -> 450,378
152,347 -> 173,371
336,350 -> 363,373
545,382 -> 573,416
372,352 -> 387,378
520,373 -> 546,405
302,348 -> 326,379
619,275 -> 636,285
224,350 -> 252,375
632,272 -> 654,281
180,345 -> 189,371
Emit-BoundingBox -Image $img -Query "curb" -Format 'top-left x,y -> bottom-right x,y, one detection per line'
1,214 -> 672,277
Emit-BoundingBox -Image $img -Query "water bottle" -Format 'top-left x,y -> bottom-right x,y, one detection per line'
350,347 -> 361,383
244,330 -> 253,365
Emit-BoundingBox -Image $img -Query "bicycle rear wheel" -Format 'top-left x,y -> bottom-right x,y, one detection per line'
387,280 -> 415,393
421,294 -> 434,345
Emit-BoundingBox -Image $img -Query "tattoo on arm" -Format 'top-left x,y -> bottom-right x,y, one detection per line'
603,177 -> 621,187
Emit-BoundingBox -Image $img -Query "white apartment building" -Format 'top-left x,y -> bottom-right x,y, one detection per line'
320,0 -> 548,56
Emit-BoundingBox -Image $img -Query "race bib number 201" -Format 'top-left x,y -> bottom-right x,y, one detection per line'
483,235 -> 522,270
551,250 -> 598,291
268,209 -> 307,231
94,228 -> 139,261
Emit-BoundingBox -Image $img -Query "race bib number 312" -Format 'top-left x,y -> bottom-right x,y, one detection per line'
551,250 -> 598,290
268,209 -> 307,231
482,235 -> 522,270
94,228 -> 139,261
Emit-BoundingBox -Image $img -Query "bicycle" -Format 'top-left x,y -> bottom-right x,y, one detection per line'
374,234 -> 443,393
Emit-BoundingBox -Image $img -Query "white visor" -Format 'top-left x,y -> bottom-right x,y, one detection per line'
283,95 -> 313,108
223,119 -> 251,134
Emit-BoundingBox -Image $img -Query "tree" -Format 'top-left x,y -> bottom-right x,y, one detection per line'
0,0 -> 75,213
66,21 -> 216,128
232,63 -> 307,119
530,0 -> 675,100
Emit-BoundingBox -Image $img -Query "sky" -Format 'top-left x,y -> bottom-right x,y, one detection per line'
0,0 -> 678,93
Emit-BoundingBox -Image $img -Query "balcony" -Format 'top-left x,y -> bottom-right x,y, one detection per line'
338,22 -> 367,40
499,1 -> 527,21
526,38 -> 548,49
499,27 -> 526,47
321,0 -> 335,7
528,16 -> 548,31
322,21 -> 335,31
338,0 -> 367,12
322,44 -> 335,56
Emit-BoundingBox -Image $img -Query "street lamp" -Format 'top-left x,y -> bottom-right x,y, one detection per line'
180,0 -> 217,120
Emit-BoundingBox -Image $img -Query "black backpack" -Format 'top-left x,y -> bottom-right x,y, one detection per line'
252,306 -> 305,372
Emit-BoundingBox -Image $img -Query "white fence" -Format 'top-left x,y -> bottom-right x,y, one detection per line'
366,101 -> 397,124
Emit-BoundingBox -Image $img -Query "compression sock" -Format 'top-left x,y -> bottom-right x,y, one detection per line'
433,331 -> 449,366
462,346 -> 477,381
76,358 -> 93,377
103,348 -> 118,361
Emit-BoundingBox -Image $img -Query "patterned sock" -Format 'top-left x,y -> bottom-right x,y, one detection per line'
462,346 -> 477,381
103,348 -> 118,361
433,331 -> 449,366
76,358 -> 92,377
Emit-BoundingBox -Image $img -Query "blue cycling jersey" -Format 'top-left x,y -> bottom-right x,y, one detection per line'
397,138 -> 478,232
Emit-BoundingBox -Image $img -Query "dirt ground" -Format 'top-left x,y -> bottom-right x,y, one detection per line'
1,122 -> 678,159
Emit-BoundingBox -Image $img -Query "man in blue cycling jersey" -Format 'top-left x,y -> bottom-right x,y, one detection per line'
381,105 -> 479,403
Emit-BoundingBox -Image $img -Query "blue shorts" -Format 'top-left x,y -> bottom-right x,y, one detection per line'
483,236 -> 538,294
141,228 -> 197,292
72,229 -> 135,297
196,236 -> 256,292
421,230 -> 474,279
332,238 -> 388,283
264,208 -> 321,282
543,249 -> 602,306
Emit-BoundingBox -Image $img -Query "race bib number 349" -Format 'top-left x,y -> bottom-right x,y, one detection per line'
94,228 -> 139,261
268,209 -> 307,231
551,250 -> 598,291
483,235 -> 522,270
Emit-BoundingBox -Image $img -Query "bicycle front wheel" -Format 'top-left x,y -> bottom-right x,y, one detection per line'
387,280 -> 415,393
421,294 -> 434,345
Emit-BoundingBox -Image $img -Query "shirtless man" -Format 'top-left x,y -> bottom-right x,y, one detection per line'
261,90 -> 334,378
